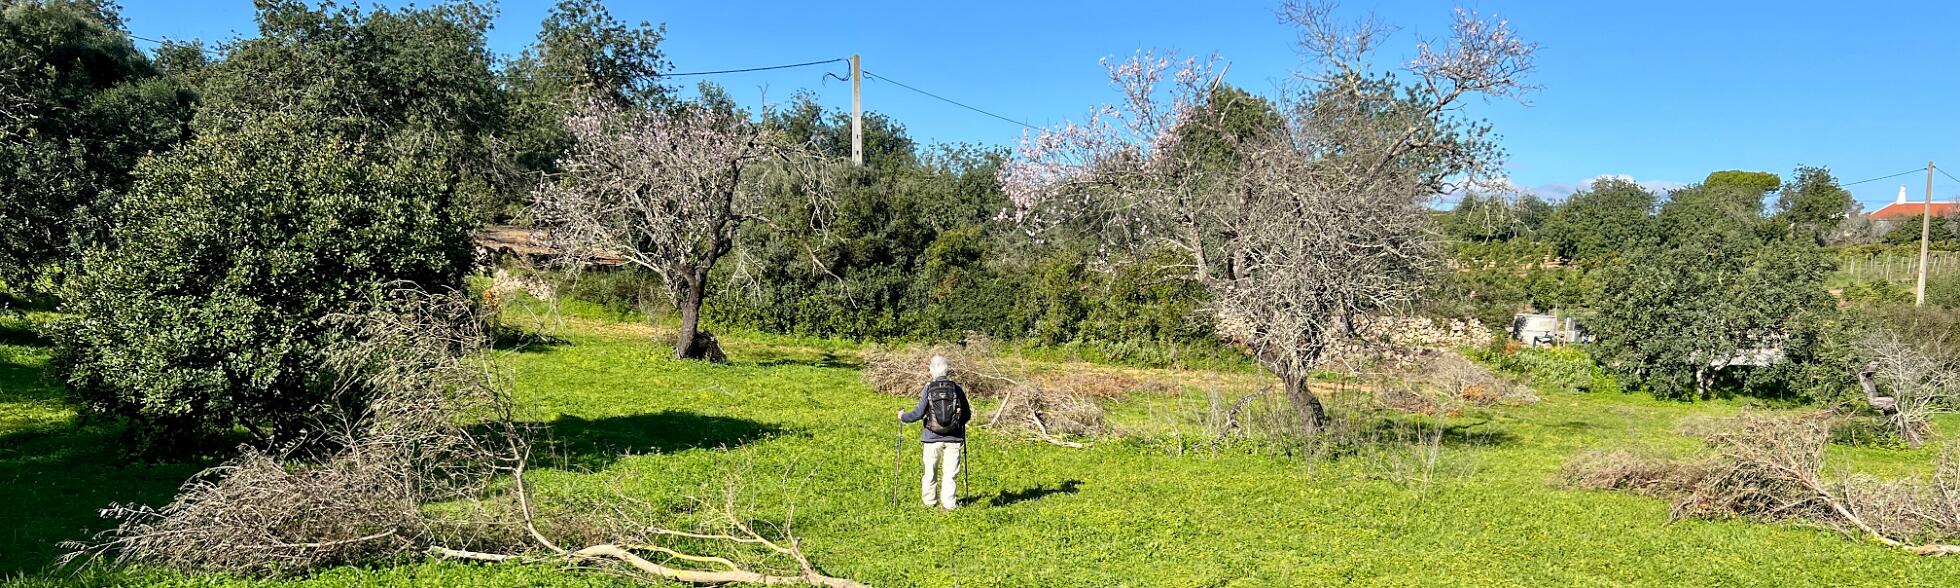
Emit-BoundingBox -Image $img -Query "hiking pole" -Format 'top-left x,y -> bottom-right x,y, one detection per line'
962,430 -> 971,504
892,421 -> 903,507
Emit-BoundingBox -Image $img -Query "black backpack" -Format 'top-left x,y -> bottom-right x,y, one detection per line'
922,379 -> 967,436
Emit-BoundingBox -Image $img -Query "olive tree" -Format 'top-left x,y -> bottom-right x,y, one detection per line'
532,99 -> 828,360
998,2 -> 1536,434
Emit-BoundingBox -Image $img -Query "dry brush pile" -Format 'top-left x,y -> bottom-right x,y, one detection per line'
1857,330 -> 1960,448
1563,410 -> 1960,556
65,288 -> 866,587
863,336 -> 1106,447
1313,315 -> 1535,416
1365,351 -> 1539,415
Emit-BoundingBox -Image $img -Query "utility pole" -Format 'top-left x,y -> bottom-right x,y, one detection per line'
1917,160 -> 1935,306
851,54 -> 862,166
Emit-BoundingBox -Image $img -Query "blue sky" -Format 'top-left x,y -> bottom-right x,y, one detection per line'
120,0 -> 1960,209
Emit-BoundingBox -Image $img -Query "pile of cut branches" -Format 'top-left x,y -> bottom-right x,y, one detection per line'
863,336 -> 1111,447
985,383 -> 1106,447
1360,351 -> 1539,416
861,335 -> 1015,398
65,288 -> 865,586
1562,410 -> 1960,556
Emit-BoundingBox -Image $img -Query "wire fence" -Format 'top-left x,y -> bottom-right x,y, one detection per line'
1837,251 -> 1960,284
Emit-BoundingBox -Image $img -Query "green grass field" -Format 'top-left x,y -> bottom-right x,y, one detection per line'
6,302 -> 1960,587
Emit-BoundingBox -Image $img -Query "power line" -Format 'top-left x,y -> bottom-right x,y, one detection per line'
662,58 -> 846,78
861,70 -> 1036,130
1937,165 -> 1960,188
126,33 -> 844,80
129,30 -> 1034,132
1843,168 -> 1926,187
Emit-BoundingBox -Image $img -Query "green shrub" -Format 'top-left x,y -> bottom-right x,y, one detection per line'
1472,344 -> 1615,394
51,118 -> 473,451
1842,278 -> 1912,305
1828,417 -> 1911,450
1925,272 -> 1960,309
550,266 -> 669,320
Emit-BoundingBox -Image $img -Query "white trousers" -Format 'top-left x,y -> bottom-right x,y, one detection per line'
921,441 -> 963,509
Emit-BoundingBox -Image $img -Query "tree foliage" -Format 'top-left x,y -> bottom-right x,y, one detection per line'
1540,178 -> 1658,264
1774,166 -> 1851,241
53,116 -> 474,450
0,0 -> 194,291
1703,170 -> 1780,196
191,0 -> 512,219
1589,238 -> 1834,399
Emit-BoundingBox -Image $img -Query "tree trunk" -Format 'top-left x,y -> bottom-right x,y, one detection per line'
1901,420 -> 1927,449
1283,374 -> 1330,437
1695,365 -> 1711,401
672,277 -> 722,362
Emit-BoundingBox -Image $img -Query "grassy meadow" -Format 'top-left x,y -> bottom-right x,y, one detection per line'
5,299 -> 1960,587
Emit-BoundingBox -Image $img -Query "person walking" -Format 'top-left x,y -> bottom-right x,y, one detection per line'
898,355 -> 971,510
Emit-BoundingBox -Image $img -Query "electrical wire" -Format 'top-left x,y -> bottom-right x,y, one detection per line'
1937,165 -> 1960,188
861,70 -> 1036,130
131,29 -> 1038,131
660,58 -> 846,78
1842,168 -> 1926,187
127,33 -> 843,80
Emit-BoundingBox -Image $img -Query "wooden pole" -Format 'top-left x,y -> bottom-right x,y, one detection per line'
850,54 -> 862,166
1918,161 -> 1934,305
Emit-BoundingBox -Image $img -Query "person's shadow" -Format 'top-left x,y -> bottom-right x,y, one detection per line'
982,479 -> 1083,507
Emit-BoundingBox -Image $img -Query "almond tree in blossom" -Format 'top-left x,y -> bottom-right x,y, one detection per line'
533,100 -> 827,360
1000,2 -> 1537,434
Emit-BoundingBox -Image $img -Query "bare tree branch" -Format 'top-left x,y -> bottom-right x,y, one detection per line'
999,2 -> 1536,435
533,100 -> 833,360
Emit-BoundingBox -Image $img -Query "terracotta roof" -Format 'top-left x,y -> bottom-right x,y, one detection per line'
1871,201 -> 1960,220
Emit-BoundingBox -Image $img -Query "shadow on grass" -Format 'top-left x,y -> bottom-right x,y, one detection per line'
0,322 -> 204,576
1353,415 -> 1519,448
491,324 -> 569,354
0,422 -> 202,575
534,411 -> 783,471
982,479 -> 1083,507
744,349 -> 859,370
0,319 -> 51,347
0,361 -> 60,405
1551,419 -> 1598,432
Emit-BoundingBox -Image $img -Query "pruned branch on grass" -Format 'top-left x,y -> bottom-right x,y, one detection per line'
63,287 -> 866,586
862,334 -> 1018,399
865,335 -> 1103,448
1563,410 -> 1960,556
1858,331 -> 1960,448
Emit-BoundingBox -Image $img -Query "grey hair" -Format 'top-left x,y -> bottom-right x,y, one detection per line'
928,355 -> 949,378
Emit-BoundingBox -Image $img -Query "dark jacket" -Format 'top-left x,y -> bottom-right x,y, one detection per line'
900,376 -> 970,443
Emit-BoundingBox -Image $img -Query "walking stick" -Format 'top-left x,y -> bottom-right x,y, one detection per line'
961,428 -> 971,502
892,421 -> 903,506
